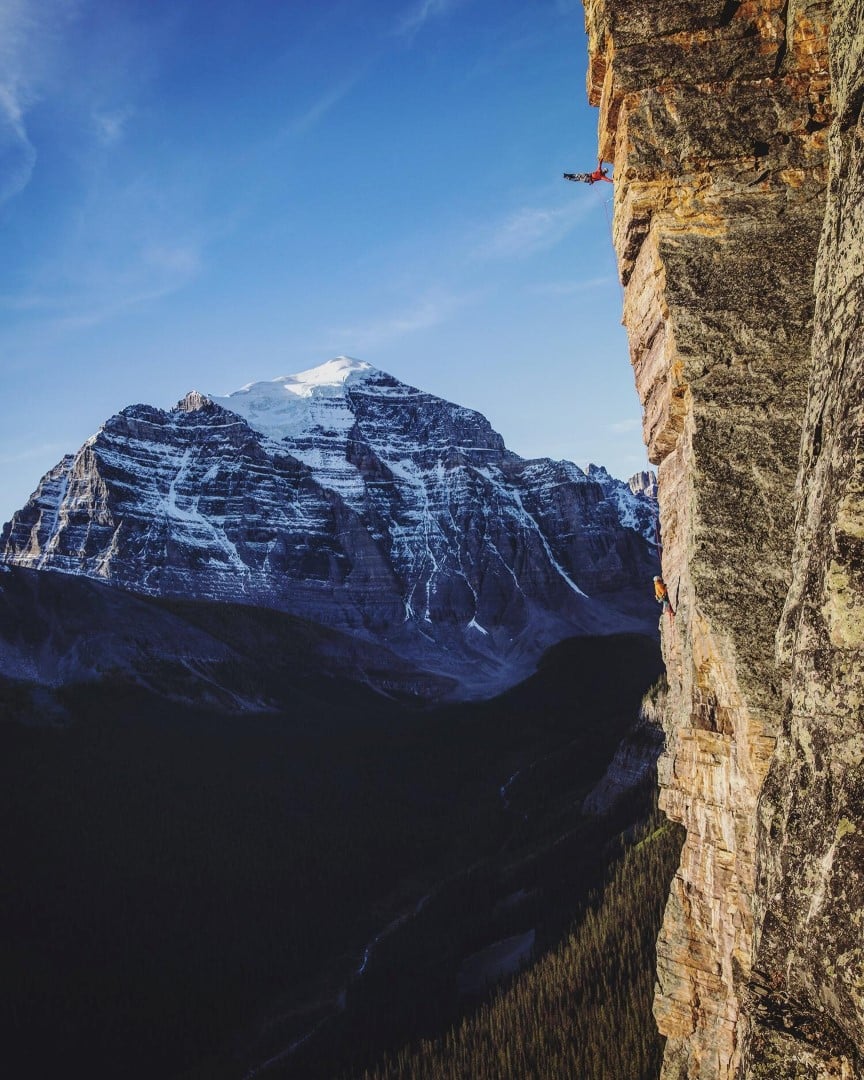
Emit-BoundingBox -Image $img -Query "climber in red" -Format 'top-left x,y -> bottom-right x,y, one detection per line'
564,160 -> 613,185
653,575 -> 675,621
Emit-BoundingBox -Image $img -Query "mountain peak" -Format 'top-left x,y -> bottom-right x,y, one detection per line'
232,357 -> 376,402
177,390 -> 213,412
207,357 -> 382,443
1,358 -> 660,697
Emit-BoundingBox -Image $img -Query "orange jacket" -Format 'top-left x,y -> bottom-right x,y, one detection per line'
654,579 -> 668,603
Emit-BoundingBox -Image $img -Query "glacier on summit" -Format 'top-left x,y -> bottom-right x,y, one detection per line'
1,358 -> 660,695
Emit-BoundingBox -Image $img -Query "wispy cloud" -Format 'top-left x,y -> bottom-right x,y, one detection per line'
0,290 -> 61,311
531,275 -> 616,295
0,86 -> 36,202
273,1 -> 464,144
394,0 -> 467,40
330,291 -> 473,351
0,440 -> 67,466
280,72 -> 365,139
475,200 -> 594,260
92,105 -> 133,145
609,418 -> 642,434
141,242 -> 201,278
2,235 -> 203,332
55,240 -> 203,328
0,0 -> 40,204
0,0 -> 81,204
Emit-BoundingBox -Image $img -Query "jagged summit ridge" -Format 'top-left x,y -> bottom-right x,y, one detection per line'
1,358 -> 660,694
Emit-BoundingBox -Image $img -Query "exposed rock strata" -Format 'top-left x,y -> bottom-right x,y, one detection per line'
1,362 -> 660,697
582,677 -> 665,815
750,2 -> 864,1073
629,469 -> 659,500
581,0 -> 864,1075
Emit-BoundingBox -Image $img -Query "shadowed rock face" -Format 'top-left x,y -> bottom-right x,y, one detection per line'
0,360 -> 659,696
584,0 -> 863,1075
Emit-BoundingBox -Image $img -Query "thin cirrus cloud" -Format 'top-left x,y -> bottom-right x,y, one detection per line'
2,238 -> 203,332
92,105 -> 133,145
394,0 -> 468,39
0,84 -> 36,204
55,241 -> 203,329
329,291 -> 473,352
283,0 -> 463,138
609,418 -> 642,433
140,242 -> 202,279
530,275 -> 617,295
0,290 -> 60,312
0,0 -> 41,205
0,0 -> 85,204
278,69 -> 369,141
476,200 -> 596,260
0,441 -> 68,467
288,0 -> 472,132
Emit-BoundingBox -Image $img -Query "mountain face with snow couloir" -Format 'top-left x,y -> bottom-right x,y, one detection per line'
1,357 -> 659,696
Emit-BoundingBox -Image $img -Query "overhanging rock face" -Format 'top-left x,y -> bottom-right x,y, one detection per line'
580,1 -> 864,1075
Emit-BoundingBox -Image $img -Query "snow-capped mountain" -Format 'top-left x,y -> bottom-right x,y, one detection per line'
1,358 -> 659,694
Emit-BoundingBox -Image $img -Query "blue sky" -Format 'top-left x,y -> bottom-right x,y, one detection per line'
0,0 -> 647,528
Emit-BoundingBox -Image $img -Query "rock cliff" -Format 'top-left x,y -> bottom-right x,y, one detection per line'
583,0 -> 862,1075
582,675 -> 665,815
630,468 -> 659,500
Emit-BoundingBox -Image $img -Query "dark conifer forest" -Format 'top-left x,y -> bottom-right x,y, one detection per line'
361,816 -> 681,1080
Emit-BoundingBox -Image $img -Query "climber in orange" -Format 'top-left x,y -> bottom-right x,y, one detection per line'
653,575 -> 675,621
563,159 -> 613,185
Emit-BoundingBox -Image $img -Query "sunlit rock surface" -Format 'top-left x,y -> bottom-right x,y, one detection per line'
581,708 -> 664,816
629,469 -> 658,500
752,2 -> 864,1073
582,0 -> 863,1075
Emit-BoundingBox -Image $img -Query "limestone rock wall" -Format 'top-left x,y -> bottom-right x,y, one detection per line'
749,2 -> 864,1074
579,0 -> 864,1075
